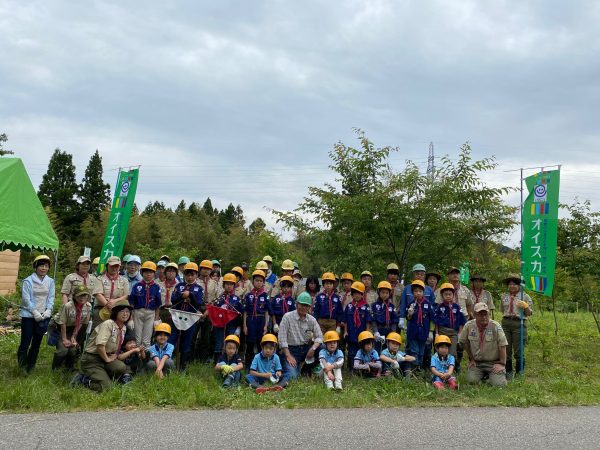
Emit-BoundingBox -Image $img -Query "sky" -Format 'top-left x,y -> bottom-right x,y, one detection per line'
1,0 -> 599,245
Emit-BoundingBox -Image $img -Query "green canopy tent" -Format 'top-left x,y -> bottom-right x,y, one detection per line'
0,158 -> 59,270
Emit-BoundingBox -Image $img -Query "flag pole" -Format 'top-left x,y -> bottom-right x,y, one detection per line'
519,168 -> 525,375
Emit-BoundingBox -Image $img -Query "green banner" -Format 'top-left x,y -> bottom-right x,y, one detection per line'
97,168 -> 139,274
522,169 -> 560,296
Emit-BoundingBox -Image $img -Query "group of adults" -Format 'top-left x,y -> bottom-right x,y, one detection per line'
17,253 -> 533,390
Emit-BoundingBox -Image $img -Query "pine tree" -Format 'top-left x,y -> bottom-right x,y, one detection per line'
175,200 -> 187,214
203,197 -> 217,216
38,148 -> 81,237
249,217 -> 266,235
79,150 -> 111,219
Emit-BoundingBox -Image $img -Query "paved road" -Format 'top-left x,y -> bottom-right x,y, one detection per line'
0,407 -> 598,449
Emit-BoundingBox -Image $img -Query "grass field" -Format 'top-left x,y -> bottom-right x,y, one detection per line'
0,311 -> 598,413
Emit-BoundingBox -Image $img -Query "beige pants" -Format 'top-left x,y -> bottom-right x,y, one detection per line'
133,308 -> 156,348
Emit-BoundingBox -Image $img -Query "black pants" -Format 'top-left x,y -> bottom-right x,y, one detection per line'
17,317 -> 49,372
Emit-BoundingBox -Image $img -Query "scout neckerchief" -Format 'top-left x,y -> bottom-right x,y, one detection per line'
473,288 -> 483,304
77,270 -> 89,287
452,282 -> 461,304
342,290 -> 351,306
72,301 -> 85,338
353,299 -> 367,328
106,271 -> 120,299
116,322 -> 125,355
251,288 -> 264,318
444,299 -> 455,329
325,289 -> 335,318
415,297 -> 425,326
200,276 -> 210,298
383,298 -> 391,326
508,292 -> 517,315
477,322 -> 487,351
222,291 -> 240,314
141,279 -> 155,308
164,278 -> 177,306
281,292 -> 289,314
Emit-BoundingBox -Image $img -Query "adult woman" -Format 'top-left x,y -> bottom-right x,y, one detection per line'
61,256 -> 95,305
304,275 -> 320,312
500,274 -> 533,376
79,298 -> 133,392
157,262 -> 179,323
17,255 -> 55,375
92,256 -> 129,329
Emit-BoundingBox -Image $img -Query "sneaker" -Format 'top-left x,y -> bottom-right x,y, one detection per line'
271,385 -> 284,392
70,373 -> 84,387
256,386 -> 270,394
334,382 -> 343,391
120,374 -> 133,385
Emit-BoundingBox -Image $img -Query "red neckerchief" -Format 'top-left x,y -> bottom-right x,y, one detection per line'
116,323 -> 125,355
158,274 -> 166,282
342,290 -> 351,305
251,288 -> 264,318
353,299 -> 367,328
78,271 -> 89,287
106,271 -> 120,299
281,292 -> 290,314
200,276 -> 209,294
509,294 -> 516,315
182,283 -> 194,310
164,279 -> 177,306
325,289 -> 335,317
72,302 -> 85,338
453,283 -> 461,304
415,297 -> 424,325
477,323 -> 487,351
473,288 -> 483,304
383,299 -> 390,325
141,279 -> 155,308
444,300 -> 454,328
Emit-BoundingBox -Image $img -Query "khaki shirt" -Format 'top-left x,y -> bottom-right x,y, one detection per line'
156,279 -> 178,307
364,289 -> 377,306
459,319 -> 508,363
84,319 -> 126,355
235,280 -> 253,299
435,284 -> 473,319
270,279 -> 298,298
469,289 -> 495,311
500,292 -> 533,319
196,277 -> 218,304
93,274 -> 129,301
391,282 -> 403,309
61,273 -> 96,302
56,300 -> 92,327
339,290 -> 353,308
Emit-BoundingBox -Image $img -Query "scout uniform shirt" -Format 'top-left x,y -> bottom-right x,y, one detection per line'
390,281 -> 403,309
61,272 -> 96,302
56,300 -> 92,329
371,298 -> 398,331
458,319 -> 508,363
197,276 -> 218,304
171,282 -> 204,312
93,273 -> 129,304
215,292 -> 243,328
269,294 -> 296,320
470,289 -> 495,312
270,278 -> 299,299
433,301 -> 466,331
156,278 -> 178,307
364,288 -> 377,306
406,298 -> 434,342
313,291 -> 343,322
84,319 -> 126,355
399,284 -> 435,319
235,279 -> 253,299
500,292 -> 533,319
343,300 -> 372,344
129,280 -> 162,310
339,289 -> 353,308
435,284 -> 473,319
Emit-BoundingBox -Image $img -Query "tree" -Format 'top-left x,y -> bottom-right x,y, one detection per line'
38,149 -> 81,237
79,150 -> 111,220
0,133 -> 14,156
175,200 -> 187,214
249,217 -> 267,235
143,201 -> 168,215
203,198 -> 217,216
273,130 -> 516,278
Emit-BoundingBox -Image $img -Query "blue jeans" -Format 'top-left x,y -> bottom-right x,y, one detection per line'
407,339 -> 426,368
282,344 -> 310,382
168,322 -> 197,354
213,325 -> 237,354
17,317 -> 49,371
222,367 -> 241,387
246,373 -> 267,388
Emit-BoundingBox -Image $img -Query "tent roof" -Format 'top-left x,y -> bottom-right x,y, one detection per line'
0,158 -> 59,251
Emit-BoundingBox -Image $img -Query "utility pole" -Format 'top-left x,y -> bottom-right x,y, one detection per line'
427,141 -> 435,181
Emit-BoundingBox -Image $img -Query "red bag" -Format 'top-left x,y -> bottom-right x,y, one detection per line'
205,304 -> 240,328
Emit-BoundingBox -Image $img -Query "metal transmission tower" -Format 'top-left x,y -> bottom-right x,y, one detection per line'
427,141 -> 435,181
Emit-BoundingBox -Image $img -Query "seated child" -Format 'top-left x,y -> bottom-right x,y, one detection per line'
431,335 -> 458,390
215,334 -> 244,388
146,323 -> 175,378
353,331 -> 382,377
117,335 -> 147,383
318,331 -> 344,390
379,332 -> 415,380
246,333 -> 286,393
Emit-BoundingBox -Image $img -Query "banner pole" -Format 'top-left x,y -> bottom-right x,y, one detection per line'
520,168 -> 525,375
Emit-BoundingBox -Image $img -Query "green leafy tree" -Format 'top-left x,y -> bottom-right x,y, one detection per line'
249,217 -> 267,235
0,133 -> 14,156
38,149 -> 81,237
79,150 -> 111,220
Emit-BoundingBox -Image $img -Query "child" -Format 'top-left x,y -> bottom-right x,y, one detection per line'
318,331 -> 344,390
129,261 -> 162,348
313,272 -> 343,334
213,273 -> 243,361
243,270 -> 270,369
147,323 -> 175,378
169,262 -> 205,371
341,281 -> 372,370
353,331 -> 381,377
269,275 -> 296,334
215,334 -> 244,388
404,279 -> 434,372
246,334 -> 286,393
157,262 -> 179,323
431,335 -> 458,390
339,273 -> 354,307
371,281 -> 398,354
52,285 -> 92,371
379,332 -> 415,379
119,336 -> 147,380
433,283 -> 466,360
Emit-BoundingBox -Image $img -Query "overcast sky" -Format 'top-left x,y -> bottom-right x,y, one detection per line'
2,1 -> 599,245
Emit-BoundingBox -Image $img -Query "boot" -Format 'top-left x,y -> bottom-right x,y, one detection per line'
505,358 -> 513,375
52,354 -> 66,371
448,378 -> 458,390
119,374 -> 133,385
433,381 -> 445,390
515,357 -> 525,375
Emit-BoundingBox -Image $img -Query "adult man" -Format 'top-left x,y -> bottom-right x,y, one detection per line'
398,264 -> 435,330
469,275 -> 495,319
458,303 -> 508,387
278,292 -> 324,382
91,256 -> 129,329
436,267 -> 474,320
385,263 -> 404,308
